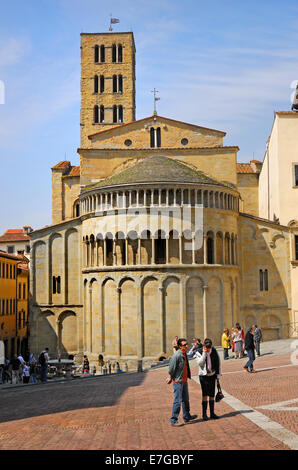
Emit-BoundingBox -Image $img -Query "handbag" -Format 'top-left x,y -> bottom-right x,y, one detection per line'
215,381 -> 224,402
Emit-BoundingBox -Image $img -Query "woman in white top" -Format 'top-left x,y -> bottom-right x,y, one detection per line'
232,328 -> 243,359
189,338 -> 221,420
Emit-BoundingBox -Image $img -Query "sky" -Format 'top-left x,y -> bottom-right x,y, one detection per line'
0,0 -> 297,234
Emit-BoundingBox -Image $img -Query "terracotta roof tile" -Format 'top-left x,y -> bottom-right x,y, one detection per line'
51,161 -> 70,170
0,230 -> 30,242
67,166 -> 80,177
237,163 -> 254,174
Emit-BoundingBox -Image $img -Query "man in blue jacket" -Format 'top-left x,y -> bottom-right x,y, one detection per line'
166,338 -> 197,426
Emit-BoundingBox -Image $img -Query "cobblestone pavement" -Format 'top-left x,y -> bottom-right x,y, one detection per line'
0,350 -> 297,450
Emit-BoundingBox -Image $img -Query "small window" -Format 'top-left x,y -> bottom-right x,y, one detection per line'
7,246 -> 14,254
100,105 -> 104,123
25,245 -> 30,254
295,235 -> 298,260
124,139 -> 132,147
113,75 -> 117,93
52,276 -> 56,294
94,45 -> 99,63
118,44 -> 123,63
94,105 -> 99,124
181,138 -> 188,146
112,44 -> 117,63
94,75 -> 98,93
100,75 -> 104,93
295,165 -> 298,187
100,45 -> 105,63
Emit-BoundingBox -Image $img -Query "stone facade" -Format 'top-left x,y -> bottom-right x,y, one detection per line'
30,31 -> 297,369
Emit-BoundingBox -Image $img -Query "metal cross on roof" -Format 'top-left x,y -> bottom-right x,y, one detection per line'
151,88 -> 160,114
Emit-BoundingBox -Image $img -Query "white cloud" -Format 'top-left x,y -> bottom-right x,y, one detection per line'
0,37 -> 31,67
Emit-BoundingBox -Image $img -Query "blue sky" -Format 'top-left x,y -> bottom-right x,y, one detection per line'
0,0 -> 297,234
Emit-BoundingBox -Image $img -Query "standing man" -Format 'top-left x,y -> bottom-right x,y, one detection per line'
243,327 -> 256,373
11,355 -> 21,384
167,338 -> 197,426
253,324 -> 262,356
39,347 -> 50,383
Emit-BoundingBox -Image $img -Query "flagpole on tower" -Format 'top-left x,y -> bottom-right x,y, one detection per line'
109,15 -> 120,31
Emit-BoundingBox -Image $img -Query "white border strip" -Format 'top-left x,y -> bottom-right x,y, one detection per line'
192,376 -> 298,450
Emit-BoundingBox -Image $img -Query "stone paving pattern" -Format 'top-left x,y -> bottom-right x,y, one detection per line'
0,351 -> 297,450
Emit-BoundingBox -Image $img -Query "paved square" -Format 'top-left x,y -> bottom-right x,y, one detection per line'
0,351 -> 297,450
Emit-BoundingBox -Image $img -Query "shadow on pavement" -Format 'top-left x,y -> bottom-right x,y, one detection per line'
0,371 -> 148,424
183,409 -> 254,425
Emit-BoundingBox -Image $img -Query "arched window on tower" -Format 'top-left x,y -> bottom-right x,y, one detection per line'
118,105 -> 123,123
112,44 -> 117,63
118,75 -> 123,93
94,45 -> 99,63
113,105 -> 117,123
113,75 -> 117,93
94,105 -> 99,123
118,44 -> 123,62
100,75 -> 105,93
94,75 -> 98,93
100,105 -> 104,123
100,45 -> 105,62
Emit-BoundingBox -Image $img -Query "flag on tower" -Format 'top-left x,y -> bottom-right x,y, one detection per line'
111,18 -> 120,24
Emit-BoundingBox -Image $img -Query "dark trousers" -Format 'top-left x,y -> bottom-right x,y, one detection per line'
244,348 -> 255,371
223,348 -> 229,359
41,364 -> 48,382
254,341 -> 261,356
171,381 -> 190,424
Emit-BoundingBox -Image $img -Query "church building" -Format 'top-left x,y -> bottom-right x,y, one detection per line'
29,31 -> 298,369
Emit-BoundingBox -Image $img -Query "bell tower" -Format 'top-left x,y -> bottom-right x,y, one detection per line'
80,31 -> 136,148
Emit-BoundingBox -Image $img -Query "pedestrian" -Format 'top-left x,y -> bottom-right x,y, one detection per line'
39,347 -> 50,383
22,363 -> 30,384
83,355 -> 90,374
253,324 -> 262,356
30,360 -> 37,384
243,327 -> 256,373
189,338 -> 221,420
11,355 -> 21,384
235,323 -> 245,357
166,338 -> 197,426
232,327 -> 243,359
29,353 -> 37,365
172,336 -> 179,354
190,338 -> 203,354
221,328 -> 231,360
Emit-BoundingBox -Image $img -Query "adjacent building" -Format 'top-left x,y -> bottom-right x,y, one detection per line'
0,227 -> 33,260
0,250 -> 29,358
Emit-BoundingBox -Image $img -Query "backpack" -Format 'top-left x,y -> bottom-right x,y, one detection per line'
39,352 -> 46,365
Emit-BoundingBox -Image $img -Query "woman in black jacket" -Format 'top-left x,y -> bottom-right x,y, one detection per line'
243,327 -> 256,373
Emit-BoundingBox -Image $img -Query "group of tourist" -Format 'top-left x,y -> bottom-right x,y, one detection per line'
0,348 -> 50,385
221,323 -> 263,364
168,323 -> 263,426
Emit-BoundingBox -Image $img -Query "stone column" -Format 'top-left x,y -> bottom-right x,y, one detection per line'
103,240 -> 107,266
117,287 -> 121,357
138,237 -> 141,265
88,286 -> 92,353
192,236 -> 195,264
113,239 -> 116,266
231,281 -> 234,327
159,286 -> 165,354
166,236 -> 169,264
228,236 -> 232,265
125,238 -> 128,265
203,235 -> 207,264
213,235 -> 217,264
179,235 -> 183,264
136,285 -> 143,371
222,235 -> 225,265
166,189 -> 169,206
152,236 -> 155,264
